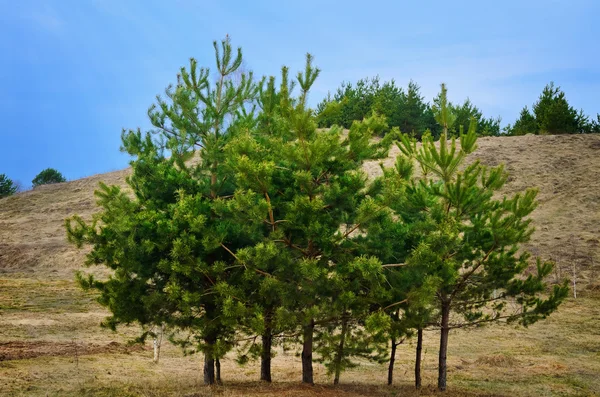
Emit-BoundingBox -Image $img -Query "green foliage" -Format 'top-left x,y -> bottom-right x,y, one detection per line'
451,98 -> 501,137
316,76 -> 381,129
66,37 -> 262,384
32,168 -> 66,187
393,81 -> 435,139
225,58 -> 395,382
534,82 -> 582,134
315,95 -> 345,128
66,43 -> 396,385
509,106 -> 538,135
508,82 -> 593,135
366,85 -> 568,390
317,79 -> 497,140
371,80 -> 403,127
0,173 -> 17,198
589,114 -> 600,133
395,117 -> 567,328
432,83 -> 457,135
65,39 -> 570,390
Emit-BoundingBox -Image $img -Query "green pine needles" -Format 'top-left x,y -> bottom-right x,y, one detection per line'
367,85 -> 569,390
0,173 -> 18,198
66,40 -> 568,391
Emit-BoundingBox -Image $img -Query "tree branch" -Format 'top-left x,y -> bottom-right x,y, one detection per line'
220,243 -> 274,278
382,263 -> 407,268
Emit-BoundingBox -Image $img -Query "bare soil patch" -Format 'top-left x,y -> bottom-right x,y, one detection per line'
0,340 -> 146,361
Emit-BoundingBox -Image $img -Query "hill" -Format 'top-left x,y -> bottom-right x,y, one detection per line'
1,134 -> 599,396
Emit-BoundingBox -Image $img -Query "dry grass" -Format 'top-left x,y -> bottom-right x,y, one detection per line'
366,134 -> 600,282
1,134 -> 600,396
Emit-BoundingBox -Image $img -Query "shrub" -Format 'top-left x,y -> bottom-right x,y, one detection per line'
32,168 -> 66,187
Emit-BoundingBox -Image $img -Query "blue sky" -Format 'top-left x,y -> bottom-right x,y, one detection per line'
1,0 -> 598,187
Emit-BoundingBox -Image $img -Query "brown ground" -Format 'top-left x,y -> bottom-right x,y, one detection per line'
0,341 -> 146,361
1,134 -> 599,396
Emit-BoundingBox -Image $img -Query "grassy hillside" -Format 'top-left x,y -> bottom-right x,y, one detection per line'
1,134 -> 599,396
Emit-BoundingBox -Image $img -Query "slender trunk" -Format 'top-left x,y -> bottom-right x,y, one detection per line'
152,324 -> 164,364
387,336 -> 397,386
204,336 -> 216,385
438,303 -> 451,391
333,315 -> 348,385
415,328 -> 423,390
153,337 -> 159,363
301,319 -> 315,385
261,310 -> 273,382
388,310 -> 401,386
216,358 -> 222,385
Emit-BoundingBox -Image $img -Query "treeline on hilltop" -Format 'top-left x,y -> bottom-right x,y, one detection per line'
0,168 -> 66,198
316,77 -> 600,137
316,78 -> 501,138
65,38 -> 568,393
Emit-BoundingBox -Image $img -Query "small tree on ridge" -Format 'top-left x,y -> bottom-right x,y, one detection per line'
32,168 -> 66,187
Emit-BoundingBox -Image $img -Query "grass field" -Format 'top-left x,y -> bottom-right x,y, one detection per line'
1,134 -> 600,396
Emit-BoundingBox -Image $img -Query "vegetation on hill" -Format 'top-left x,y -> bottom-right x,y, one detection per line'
359,84 -> 568,390
507,82 -> 600,135
64,39 -> 568,393
0,173 -> 18,198
316,78 -> 501,138
316,79 -> 598,138
32,168 -> 66,187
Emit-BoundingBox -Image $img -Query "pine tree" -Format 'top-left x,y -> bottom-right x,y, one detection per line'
0,174 -> 17,198
432,84 -> 457,136
225,56 -> 395,384
344,77 -> 381,128
359,134 -> 442,388
398,81 -> 428,139
313,254 -> 389,385
510,106 -> 538,135
66,37 -> 261,386
316,77 -> 382,129
533,82 -> 580,134
391,86 -> 569,391
371,79 -> 403,132
508,83 -> 593,135
315,94 -> 345,128
451,99 -> 500,137
32,168 -> 66,187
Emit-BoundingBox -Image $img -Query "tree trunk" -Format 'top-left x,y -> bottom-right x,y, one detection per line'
415,328 -> 423,390
438,303 -> 451,391
153,337 -> 160,363
204,336 -> 216,385
333,316 -> 348,385
302,319 -> 315,385
152,323 -> 165,364
388,336 -> 397,386
261,311 -> 273,382
216,358 -> 222,385
204,353 -> 215,385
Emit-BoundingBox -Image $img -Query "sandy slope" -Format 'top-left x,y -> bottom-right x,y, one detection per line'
2,133 -> 598,282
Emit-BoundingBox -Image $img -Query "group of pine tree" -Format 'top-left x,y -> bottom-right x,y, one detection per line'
317,76 -> 600,137
65,38 -> 569,392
